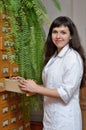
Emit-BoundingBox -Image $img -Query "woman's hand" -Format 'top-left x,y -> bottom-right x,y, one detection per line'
18,79 -> 38,93
12,76 -> 24,81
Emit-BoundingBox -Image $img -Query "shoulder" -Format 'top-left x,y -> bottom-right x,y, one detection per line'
64,48 -> 83,68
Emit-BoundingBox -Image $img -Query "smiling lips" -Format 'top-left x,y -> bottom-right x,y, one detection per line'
55,39 -> 63,44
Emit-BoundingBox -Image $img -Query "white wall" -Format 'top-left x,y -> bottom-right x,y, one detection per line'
41,0 -> 86,52
73,0 -> 86,52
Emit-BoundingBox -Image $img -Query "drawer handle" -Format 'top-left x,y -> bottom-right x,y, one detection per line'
2,107 -> 8,114
2,120 -> 8,127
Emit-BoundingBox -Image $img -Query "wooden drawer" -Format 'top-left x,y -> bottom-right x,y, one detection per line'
0,12 -> 8,21
80,100 -> 86,130
24,121 -> 31,130
0,62 -> 10,77
17,124 -> 24,130
10,101 -> 18,113
9,125 -> 17,130
0,37 -> 6,50
30,121 -> 43,130
10,112 -> 18,126
0,50 -> 9,62
0,115 -> 10,130
82,111 -> 86,130
80,87 -> 86,100
0,19 -> 10,33
10,63 -> 19,77
9,92 -> 21,102
8,92 -> 17,100
0,50 -> 15,64
17,112 -> 24,123
17,101 -> 23,111
0,102 -> 10,117
0,36 -> 14,50
0,91 -> 10,104
9,121 -> 25,130
80,100 -> 86,110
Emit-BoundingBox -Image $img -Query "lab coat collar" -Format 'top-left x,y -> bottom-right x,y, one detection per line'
57,44 -> 70,58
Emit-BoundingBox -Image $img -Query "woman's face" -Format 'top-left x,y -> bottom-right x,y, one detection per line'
51,25 -> 71,52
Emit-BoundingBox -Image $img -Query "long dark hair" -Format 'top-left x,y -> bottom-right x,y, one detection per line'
44,16 -> 86,87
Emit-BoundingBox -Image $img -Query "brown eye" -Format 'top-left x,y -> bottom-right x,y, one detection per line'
61,31 -> 66,34
52,30 -> 58,34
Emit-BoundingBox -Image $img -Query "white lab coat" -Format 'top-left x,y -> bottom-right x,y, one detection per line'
42,44 -> 83,130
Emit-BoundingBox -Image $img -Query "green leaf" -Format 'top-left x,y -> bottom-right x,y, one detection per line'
52,0 -> 61,10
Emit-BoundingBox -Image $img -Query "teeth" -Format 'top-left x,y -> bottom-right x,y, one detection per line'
57,40 -> 62,41
58,39 -> 62,40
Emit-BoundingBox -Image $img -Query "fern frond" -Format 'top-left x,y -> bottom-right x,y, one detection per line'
1,0 -> 61,117
32,0 -> 48,23
52,0 -> 61,10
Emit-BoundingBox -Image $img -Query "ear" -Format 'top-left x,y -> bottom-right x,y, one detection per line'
69,37 -> 72,40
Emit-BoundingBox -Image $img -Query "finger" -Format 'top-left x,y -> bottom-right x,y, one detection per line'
11,76 -> 22,80
18,83 -> 25,89
19,80 -> 25,86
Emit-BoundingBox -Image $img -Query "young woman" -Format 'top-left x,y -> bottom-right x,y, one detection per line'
18,16 -> 85,130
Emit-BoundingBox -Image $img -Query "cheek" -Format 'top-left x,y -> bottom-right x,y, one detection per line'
51,34 -> 55,41
65,36 -> 71,42
51,34 -> 53,39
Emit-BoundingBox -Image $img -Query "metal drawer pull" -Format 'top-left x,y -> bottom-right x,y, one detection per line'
2,120 -> 8,127
2,106 -> 8,114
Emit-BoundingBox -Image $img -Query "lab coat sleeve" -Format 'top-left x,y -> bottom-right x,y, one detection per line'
57,58 -> 83,104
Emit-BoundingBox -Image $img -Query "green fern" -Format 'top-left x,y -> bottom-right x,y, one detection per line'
52,0 -> 61,10
1,0 -> 61,119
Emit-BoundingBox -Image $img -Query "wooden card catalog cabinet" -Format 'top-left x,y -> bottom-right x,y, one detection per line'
0,115 -> 10,130
0,37 -> 14,50
10,63 -> 19,77
0,37 -> 5,50
10,103 -> 17,113
80,87 -> 86,100
24,122 -> 31,130
0,12 -> 8,21
0,91 -> 31,130
0,11 -> 18,78
0,63 -> 10,78
10,113 -> 17,124
80,101 -> 86,130
0,51 -> 9,61
1,102 -> 9,115
0,12 -> 31,130
0,91 -> 9,104
80,87 -> 86,130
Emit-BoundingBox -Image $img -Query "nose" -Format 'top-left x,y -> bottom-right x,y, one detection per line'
56,33 -> 60,38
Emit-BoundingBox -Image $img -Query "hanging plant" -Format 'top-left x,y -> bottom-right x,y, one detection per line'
0,0 -> 61,119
